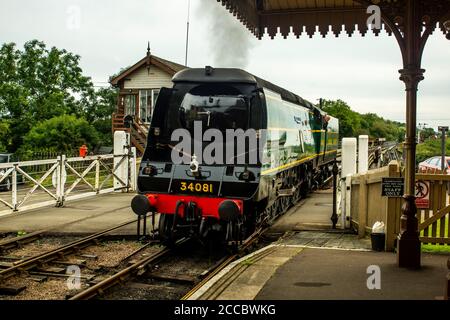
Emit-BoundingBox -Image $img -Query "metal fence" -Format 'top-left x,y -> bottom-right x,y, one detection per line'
0,149 -> 136,217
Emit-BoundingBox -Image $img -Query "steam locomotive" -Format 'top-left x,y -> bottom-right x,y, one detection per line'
131,67 -> 339,245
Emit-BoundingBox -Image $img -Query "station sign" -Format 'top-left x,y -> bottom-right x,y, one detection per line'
381,178 -> 404,197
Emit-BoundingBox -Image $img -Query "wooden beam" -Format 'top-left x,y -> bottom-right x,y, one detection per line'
419,237 -> 450,244
259,7 -> 366,16
221,0 -> 260,35
259,6 -> 372,38
419,205 -> 450,231
416,174 -> 450,182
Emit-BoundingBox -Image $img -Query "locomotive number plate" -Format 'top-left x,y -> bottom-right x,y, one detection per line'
179,182 -> 214,193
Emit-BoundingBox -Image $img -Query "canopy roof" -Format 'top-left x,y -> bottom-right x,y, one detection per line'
220,0 -> 450,39
110,55 -> 187,86
217,0 -> 450,269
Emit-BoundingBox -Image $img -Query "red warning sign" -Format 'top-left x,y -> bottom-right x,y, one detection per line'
415,180 -> 430,209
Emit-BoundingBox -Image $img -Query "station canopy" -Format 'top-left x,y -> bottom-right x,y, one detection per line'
217,0 -> 450,269
220,0 -> 450,39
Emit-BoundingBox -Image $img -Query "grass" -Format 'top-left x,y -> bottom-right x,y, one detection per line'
421,244 -> 450,254
241,258 -> 255,266
420,216 -> 450,253
22,168 -> 114,190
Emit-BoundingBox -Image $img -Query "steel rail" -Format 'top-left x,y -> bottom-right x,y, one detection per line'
69,246 -> 170,300
0,230 -> 46,253
180,226 -> 266,300
0,219 -> 137,282
69,238 -> 189,300
0,205 -> 132,255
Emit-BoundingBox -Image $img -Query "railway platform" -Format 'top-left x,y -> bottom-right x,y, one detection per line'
188,190 -> 449,300
189,244 -> 448,300
0,192 -> 138,235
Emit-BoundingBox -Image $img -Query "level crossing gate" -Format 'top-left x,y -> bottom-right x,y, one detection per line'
0,133 -> 136,217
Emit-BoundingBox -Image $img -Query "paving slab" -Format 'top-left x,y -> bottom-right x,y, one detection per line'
270,189 -> 341,233
189,245 -> 303,300
190,190 -> 447,301
256,247 -> 449,300
0,192 -> 145,235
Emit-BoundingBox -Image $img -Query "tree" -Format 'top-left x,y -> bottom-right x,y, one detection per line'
0,120 -> 10,152
0,40 -> 96,152
419,127 -> 436,141
321,99 -> 363,138
83,87 -> 118,122
416,138 -> 450,163
18,115 -> 100,158
82,87 -> 118,146
321,99 -> 406,142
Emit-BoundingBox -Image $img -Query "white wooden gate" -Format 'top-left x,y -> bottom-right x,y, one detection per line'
0,148 -> 136,217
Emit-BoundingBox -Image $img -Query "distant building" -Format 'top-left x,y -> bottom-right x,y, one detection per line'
110,45 -> 187,155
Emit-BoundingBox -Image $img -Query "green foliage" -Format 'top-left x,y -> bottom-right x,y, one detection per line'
0,120 -> 10,152
18,115 -> 100,158
84,87 -> 118,122
321,100 -> 361,138
16,230 -> 27,237
0,40 -> 117,153
83,87 -> 117,147
93,118 -> 113,146
321,99 -> 405,142
419,128 -> 436,141
416,138 -> 450,163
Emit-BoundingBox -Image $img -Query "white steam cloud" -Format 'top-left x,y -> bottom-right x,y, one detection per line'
196,0 -> 256,68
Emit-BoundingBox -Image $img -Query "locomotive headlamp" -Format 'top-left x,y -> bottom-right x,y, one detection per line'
190,154 -> 200,175
205,66 -> 214,76
444,20 -> 450,40
143,164 -> 157,176
239,168 -> 255,182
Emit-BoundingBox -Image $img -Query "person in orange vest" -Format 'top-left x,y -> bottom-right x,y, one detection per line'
79,144 -> 88,158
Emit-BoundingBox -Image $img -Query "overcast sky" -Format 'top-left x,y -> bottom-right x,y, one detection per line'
1,0 -> 449,130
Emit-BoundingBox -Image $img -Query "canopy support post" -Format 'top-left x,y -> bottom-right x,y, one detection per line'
397,0 -> 424,269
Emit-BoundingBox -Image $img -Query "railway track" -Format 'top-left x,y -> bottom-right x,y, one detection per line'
181,226 -> 267,300
0,205 -> 134,257
0,219 -> 138,297
68,224 -> 269,300
0,198 -> 284,300
0,230 -> 47,254
69,240 -> 180,300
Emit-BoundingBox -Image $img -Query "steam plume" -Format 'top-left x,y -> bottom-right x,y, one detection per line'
197,0 -> 256,68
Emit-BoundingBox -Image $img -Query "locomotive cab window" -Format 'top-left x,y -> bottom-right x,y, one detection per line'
179,93 -> 249,133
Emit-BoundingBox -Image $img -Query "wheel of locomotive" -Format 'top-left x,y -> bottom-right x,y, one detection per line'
300,169 -> 312,198
321,166 -> 330,187
270,198 -> 281,220
293,185 -> 301,204
158,213 -> 176,247
316,169 -> 323,187
280,196 -> 290,214
244,210 -> 257,236
255,209 -> 265,228
264,202 -> 276,225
